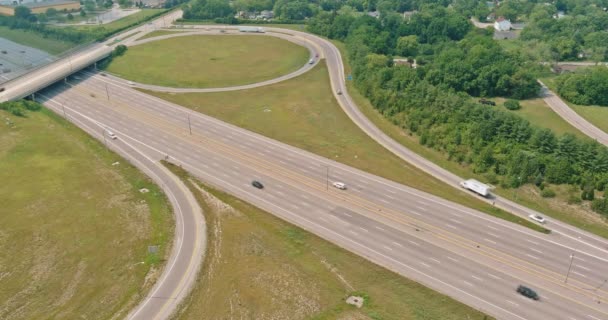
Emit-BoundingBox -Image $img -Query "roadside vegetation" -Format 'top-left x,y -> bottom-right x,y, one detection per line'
144,61 -> 545,233
136,29 -> 188,40
0,26 -> 74,55
0,104 -> 173,320
106,35 -> 309,87
165,162 -> 493,320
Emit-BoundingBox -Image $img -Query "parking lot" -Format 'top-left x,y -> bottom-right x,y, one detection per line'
0,37 -> 54,84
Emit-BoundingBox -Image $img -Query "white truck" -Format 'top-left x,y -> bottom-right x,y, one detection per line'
460,179 -> 490,197
238,26 -> 265,33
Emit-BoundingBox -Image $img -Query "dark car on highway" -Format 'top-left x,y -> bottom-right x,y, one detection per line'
517,285 -> 539,300
252,180 -> 264,189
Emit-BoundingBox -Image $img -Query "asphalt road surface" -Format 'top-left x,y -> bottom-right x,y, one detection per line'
538,81 -> 608,146
37,71 -> 608,320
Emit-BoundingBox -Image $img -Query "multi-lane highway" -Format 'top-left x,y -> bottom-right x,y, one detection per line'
37,67 -> 608,320
3,13 -> 608,319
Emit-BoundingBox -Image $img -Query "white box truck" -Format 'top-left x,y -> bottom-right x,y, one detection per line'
460,179 -> 490,197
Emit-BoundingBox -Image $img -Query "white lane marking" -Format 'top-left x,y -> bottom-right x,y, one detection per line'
319,217 -> 327,222
449,218 -> 463,225
428,258 -> 441,264
408,240 -> 420,247
341,211 -> 353,218
410,211 -> 422,216
575,264 -> 590,271
380,198 -> 390,204
572,271 -> 587,278
529,248 -> 543,255
415,205 -> 427,211
447,256 -> 459,263
301,202 -> 311,207
392,241 -> 403,248
471,275 -> 483,281
448,212 -> 463,218
487,273 -> 502,280
419,262 -> 431,268
359,227 -> 369,233
587,315 -> 601,320
278,160 -> 286,165
291,205 -> 300,210
348,230 -> 358,236
526,239 -> 539,245
388,189 -> 397,194
526,254 -> 539,260
462,280 -> 474,287
276,191 -> 284,196
574,256 -> 587,262
385,195 -> 394,200
506,300 -> 518,306
484,238 -> 497,244
487,225 -> 500,231
375,226 -> 385,231
487,232 -> 500,238
383,245 -> 393,251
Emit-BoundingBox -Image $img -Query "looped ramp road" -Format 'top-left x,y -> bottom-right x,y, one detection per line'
19,11 -> 608,320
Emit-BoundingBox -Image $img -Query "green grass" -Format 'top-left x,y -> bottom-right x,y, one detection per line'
165,163 -> 493,320
0,26 -> 75,55
542,76 -> 608,134
107,35 -> 309,88
331,40 -> 608,238
489,97 -> 587,138
0,108 -> 173,320
136,30 -> 188,40
144,61 -> 546,233
70,9 -> 165,32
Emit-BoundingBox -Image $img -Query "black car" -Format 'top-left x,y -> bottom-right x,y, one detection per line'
252,180 -> 264,189
517,285 -> 539,300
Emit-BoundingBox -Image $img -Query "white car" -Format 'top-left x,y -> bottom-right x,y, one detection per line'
106,130 -> 117,140
528,214 -> 546,224
127,81 -> 135,85
332,182 -> 346,190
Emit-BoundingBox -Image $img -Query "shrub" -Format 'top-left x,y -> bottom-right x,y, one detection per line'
567,194 -> 582,205
591,198 -> 608,216
541,188 -> 556,198
504,99 -> 521,110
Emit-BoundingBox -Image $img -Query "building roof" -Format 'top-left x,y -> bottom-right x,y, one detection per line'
496,16 -> 506,22
12,0 -> 79,8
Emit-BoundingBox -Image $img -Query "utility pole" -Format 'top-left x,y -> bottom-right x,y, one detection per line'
187,114 -> 192,135
565,253 -> 575,283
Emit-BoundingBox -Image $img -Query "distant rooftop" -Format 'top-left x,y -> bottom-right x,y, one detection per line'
3,0 -> 79,8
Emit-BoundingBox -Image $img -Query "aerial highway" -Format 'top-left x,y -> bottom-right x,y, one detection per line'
3,14 -> 608,319
36,71 -> 608,320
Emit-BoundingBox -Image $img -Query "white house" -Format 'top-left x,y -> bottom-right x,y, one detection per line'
494,16 -> 512,31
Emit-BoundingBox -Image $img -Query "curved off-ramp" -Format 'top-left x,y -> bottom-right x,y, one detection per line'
108,29 -> 322,93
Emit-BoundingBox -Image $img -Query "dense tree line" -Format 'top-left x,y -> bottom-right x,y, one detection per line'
306,3 -> 608,210
555,67 -> 608,106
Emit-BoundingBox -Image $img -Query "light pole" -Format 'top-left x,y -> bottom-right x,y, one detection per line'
62,103 -> 66,118
105,83 -> 110,100
565,253 -> 575,283
187,114 -> 192,135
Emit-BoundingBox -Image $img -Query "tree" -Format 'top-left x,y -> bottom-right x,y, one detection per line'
504,99 -> 521,110
14,6 -> 32,20
46,8 -> 59,17
396,35 -> 418,57
80,8 -> 87,17
67,13 -> 74,20
84,0 -> 96,11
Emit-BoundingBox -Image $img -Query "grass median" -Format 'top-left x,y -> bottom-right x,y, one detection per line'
0,107 -> 173,320
106,34 -> 309,88
144,61 -> 546,233
165,162 -> 493,320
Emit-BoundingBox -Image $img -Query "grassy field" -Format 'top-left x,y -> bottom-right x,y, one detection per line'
0,26 -> 75,55
166,163 -> 493,320
136,29 -> 188,40
541,76 -> 608,134
0,108 -> 173,320
331,40 -> 608,238
107,35 -> 309,88
144,61 -> 545,233
70,9 -> 165,32
489,97 -> 586,138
